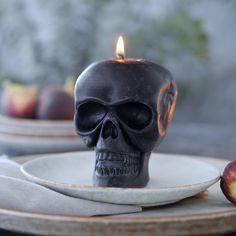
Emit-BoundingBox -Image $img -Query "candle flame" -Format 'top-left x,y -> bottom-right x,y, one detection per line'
116,36 -> 125,59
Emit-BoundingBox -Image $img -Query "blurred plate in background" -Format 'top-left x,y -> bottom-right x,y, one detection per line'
0,114 -> 76,136
0,115 -> 86,156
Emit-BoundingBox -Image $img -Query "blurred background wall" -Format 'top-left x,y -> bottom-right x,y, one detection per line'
0,0 -> 236,158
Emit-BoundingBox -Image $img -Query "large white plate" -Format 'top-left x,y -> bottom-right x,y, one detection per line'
21,152 -> 220,207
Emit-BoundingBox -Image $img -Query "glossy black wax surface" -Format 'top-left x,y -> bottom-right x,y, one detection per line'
75,59 -> 173,107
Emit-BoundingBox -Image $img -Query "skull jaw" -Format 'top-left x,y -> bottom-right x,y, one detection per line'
93,151 -> 150,188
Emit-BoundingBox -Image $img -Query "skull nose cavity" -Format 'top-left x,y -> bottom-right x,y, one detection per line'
102,120 -> 118,139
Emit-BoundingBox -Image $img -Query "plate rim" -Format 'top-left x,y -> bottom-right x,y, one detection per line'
1,207 -> 236,236
0,206 -> 236,222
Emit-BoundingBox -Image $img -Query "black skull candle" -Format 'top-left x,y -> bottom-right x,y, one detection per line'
74,37 -> 177,188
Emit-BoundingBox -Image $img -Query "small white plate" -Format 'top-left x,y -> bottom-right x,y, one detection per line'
21,151 -> 220,207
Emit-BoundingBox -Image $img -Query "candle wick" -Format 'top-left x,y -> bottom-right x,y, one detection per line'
117,54 -> 125,60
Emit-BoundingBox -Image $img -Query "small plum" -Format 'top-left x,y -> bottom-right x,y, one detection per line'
1,81 -> 38,119
220,160 -> 236,204
36,86 -> 74,120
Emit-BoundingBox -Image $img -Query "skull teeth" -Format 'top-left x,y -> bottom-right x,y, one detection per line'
95,166 -> 139,177
96,151 -> 139,165
95,151 -> 140,177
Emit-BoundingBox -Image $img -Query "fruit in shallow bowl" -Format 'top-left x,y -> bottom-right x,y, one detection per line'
64,75 -> 76,97
220,160 -> 236,204
36,86 -> 74,120
1,81 -> 38,119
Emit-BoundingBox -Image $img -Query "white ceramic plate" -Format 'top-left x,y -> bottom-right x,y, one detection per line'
0,114 -> 76,136
21,151 -> 220,207
0,133 -> 85,156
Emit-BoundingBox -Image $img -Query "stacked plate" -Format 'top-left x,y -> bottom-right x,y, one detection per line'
0,115 -> 85,156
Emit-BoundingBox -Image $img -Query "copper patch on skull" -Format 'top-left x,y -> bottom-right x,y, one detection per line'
157,82 -> 178,137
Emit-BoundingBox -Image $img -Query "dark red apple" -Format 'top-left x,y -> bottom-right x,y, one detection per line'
1,81 -> 38,119
220,161 -> 236,204
36,86 -> 74,120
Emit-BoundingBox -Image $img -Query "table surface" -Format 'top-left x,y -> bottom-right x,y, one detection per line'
0,153 -> 236,236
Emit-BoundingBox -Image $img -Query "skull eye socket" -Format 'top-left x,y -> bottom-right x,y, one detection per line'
76,101 -> 107,132
116,102 -> 152,130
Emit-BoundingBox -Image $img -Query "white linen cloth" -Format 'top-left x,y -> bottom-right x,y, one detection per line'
0,156 -> 141,216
